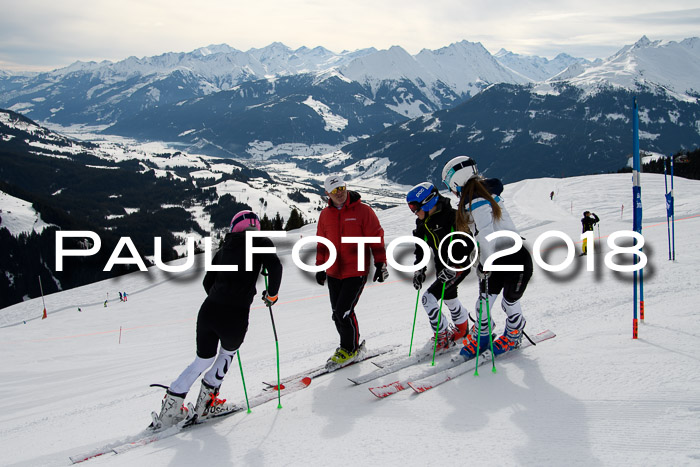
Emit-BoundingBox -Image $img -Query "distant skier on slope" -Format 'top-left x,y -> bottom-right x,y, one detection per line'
406,181 -> 473,350
315,175 -> 388,369
152,210 -> 283,429
442,156 -> 534,358
580,211 -> 600,256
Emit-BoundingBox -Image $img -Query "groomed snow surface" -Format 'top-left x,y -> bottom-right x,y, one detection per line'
1,173 -> 699,466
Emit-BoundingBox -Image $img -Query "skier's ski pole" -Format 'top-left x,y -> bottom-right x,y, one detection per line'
236,351 -> 251,413
408,286 -> 421,357
474,281 -> 484,376
264,271 -> 283,409
431,280 -> 448,366
484,275 -> 497,373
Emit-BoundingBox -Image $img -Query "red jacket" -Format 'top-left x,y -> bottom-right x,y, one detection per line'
316,191 -> 387,279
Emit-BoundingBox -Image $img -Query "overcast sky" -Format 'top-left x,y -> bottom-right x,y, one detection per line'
2,0 -> 699,72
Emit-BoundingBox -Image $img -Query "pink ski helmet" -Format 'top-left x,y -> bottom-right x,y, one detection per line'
230,210 -> 261,233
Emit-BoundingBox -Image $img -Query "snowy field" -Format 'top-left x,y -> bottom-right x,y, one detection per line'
1,173 -> 699,466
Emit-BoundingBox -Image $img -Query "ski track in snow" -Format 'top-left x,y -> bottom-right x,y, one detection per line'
1,173 -> 700,466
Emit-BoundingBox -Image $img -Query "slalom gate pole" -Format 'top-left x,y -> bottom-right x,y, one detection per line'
671,154 -> 676,260
631,96 -> 642,339
408,287 -> 421,357
264,271 -> 282,409
431,280 -> 447,366
38,276 -> 47,319
236,352 -> 251,413
640,259 -> 645,321
664,157 -> 671,260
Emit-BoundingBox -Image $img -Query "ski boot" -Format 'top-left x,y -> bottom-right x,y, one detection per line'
191,380 -> 238,423
459,324 -> 495,360
453,320 -> 470,341
326,341 -> 365,370
151,390 -> 188,430
492,318 -> 526,356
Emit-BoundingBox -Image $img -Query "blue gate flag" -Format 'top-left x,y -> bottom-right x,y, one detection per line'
665,191 -> 674,217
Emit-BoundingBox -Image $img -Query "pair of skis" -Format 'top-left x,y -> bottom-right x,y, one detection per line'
69,343 -> 395,464
362,330 -> 556,398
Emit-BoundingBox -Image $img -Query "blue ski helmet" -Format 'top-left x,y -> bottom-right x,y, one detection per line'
406,182 -> 439,213
230,210 -> 261,233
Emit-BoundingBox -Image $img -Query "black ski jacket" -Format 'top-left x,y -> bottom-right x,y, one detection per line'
581,213 -> 600,233
413,195 -> 474,273
203,232 -> 283,306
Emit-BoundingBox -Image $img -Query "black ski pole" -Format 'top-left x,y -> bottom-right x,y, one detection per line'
264,270 -> 283,409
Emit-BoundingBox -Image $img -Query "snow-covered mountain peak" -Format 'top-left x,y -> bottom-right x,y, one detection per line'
194,44 -> 239,56
557,36 -> 700,100
493,49 -> 590,82
341,45 -> 425,86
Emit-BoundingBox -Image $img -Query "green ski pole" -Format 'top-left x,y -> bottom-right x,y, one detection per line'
474,283 -> 484,376
236,351 -> 251,413
408,286 -> 421,357
484,275 -> 497,373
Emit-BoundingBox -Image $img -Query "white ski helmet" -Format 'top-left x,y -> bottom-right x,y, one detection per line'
441,156 -> 479,194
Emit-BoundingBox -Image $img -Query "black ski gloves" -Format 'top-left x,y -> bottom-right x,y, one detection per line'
373,262 -> 389,282
261,290 -> 278,307
315,271 -> 327,286
413,267 -> 426,290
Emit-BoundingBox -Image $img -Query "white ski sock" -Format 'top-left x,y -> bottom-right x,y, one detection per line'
444,298 -> 468,326
502,299 -> 524,330
422,291 -> 448,333
169,355 -> 216,395
202,348 -> 237,388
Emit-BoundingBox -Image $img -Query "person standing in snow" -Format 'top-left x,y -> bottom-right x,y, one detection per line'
442,156 -> 533,358
406,181 -> 473,350
315,175 -> 388,368
153,210 -> 282,429
580,211 -> 600,256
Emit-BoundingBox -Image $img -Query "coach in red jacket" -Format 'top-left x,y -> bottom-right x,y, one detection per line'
315,175 -> 388,368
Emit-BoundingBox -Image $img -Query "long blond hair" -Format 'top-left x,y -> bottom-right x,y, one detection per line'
455,177 -> 502,232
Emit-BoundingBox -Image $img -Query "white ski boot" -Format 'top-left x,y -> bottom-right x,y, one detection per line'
151,390 -> 188,430
191,380 -> 238,423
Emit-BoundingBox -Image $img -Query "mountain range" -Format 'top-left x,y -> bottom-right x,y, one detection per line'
2,37 -> 698,186
0,39 -> 589,158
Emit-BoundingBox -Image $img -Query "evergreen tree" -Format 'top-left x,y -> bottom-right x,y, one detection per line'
272,212 -> 284,230
285,208 -> 305,231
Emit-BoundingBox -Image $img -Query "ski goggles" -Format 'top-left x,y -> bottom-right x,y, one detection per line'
408,202 -> 422,213
407,191 -> 437,213
329,185 -> 346,195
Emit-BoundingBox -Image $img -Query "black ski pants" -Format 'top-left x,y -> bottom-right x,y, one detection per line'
327,275 -> 367,353
482,246 -> 533,302
195,296 -> 250,359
